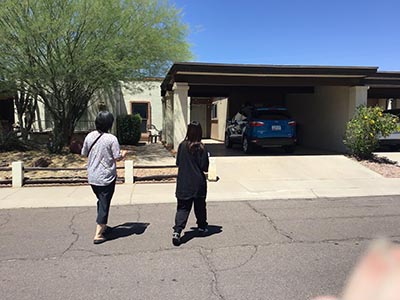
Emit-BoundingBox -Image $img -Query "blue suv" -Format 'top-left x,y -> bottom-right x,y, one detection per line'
225,107 -> 297,154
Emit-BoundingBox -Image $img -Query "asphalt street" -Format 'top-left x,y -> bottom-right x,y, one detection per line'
2,195 -> 400,300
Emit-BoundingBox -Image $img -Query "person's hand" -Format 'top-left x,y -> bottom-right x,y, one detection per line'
314,240 -> 400,300
120,150 -> 128,159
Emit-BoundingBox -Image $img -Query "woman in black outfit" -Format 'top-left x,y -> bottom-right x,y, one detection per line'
173,121 -> 209,246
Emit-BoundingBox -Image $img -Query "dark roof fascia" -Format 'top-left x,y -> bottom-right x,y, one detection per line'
170,62 -> 378,76
161,62 -> 379,95
364,71 -> 400,87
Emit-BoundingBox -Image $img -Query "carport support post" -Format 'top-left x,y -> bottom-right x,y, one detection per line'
173,82 -> 190,151
348,86 -> 368,119
164,91 -> 174,146
12,161 -> 24,188
161,96 -> 166,143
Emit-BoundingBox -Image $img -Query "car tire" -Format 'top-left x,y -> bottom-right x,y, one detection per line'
242,137 -> 253,154
224,133 -> 232,148
283,146 -> 295,154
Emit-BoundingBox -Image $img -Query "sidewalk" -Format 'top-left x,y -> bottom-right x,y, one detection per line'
1,142 -> 400,209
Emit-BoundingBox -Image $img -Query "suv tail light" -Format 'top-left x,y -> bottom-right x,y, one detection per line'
250,121 -> 264,127
288,121 -> 296,126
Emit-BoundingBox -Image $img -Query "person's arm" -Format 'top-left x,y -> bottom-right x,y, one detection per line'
176,143 -> 182,167
81,137 -> 89,157
200,145 -> 209,172
111,136 -> 127,161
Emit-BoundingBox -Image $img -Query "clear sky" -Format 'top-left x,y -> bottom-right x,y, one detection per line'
170,0 -> 400,71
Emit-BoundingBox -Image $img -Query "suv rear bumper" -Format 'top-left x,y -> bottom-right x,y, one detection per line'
249,137 -> 296,147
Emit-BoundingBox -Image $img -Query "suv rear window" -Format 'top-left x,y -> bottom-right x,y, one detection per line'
252,110 -> 290,120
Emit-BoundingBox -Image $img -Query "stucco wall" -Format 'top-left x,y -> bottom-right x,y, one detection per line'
120,80 -> 163,131
286,86 -> 356,152
30,80 -> 163,136
210,98 -> 228,141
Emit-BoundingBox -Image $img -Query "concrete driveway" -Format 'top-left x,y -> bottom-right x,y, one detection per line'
1,142 -> 400,210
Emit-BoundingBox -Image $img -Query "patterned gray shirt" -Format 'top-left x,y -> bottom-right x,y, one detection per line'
81,131 -> 122,186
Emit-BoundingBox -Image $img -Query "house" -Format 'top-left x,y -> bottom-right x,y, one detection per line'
160,62 -> 400,152
12,78 -> 165,142
3,64 -> 400,151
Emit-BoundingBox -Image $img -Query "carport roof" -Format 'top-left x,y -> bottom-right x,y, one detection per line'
364,71 -> 400,98
161,62 -> 379,97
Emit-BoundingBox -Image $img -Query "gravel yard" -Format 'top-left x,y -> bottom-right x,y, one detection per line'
0,144 -> 177,184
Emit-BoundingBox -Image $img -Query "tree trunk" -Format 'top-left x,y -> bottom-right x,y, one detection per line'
49,118 -> 75,153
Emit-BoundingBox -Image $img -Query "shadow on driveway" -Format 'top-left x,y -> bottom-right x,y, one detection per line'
179,225 -> 223,245
205,143 -> 340,157
104,222 -> 150,242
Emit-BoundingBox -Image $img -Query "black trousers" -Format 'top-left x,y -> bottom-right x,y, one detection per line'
173,197 -> 207,233
91,180 -> 116,225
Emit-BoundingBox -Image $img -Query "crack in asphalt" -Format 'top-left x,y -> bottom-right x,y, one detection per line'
246,201 -> 294,242
0,212 -> 11,228
3,235 -> 400,264
217,245 -> 259,272
198,248 -> 226,300
61,208 -> 90,256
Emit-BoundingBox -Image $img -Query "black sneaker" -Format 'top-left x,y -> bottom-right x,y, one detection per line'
172,232 -> 181,246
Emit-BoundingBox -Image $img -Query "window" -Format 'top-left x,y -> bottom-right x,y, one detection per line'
131,102 -> 150,133
211,103 -> 218,119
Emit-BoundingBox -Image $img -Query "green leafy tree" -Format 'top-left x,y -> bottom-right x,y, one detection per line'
0,0 -> 191,152
344,105 -> 399,159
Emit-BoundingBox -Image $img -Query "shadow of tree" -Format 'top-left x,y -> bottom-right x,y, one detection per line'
104,222 -> 150,242
179,225 -> 223,245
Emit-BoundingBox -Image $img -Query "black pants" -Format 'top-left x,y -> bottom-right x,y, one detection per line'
173,197 -> 207,233
91,180 -> 116,224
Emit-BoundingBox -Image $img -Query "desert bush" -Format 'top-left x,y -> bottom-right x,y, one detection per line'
116,114 -> 142,145
344,105 -> 398,159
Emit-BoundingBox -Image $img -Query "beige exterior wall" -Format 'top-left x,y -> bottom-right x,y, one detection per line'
120,80 -> 163,131
210,98 -> 228,141
29,79 -> 164,137
172,82 -> 190,150
286,86 -> 368,152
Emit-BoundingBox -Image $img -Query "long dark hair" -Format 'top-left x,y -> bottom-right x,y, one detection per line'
185,121 -> 204,153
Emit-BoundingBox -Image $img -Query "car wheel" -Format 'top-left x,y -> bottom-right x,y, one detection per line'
242,137 -> 253,154
283,146 -> 295,154
224,133 -> 232,148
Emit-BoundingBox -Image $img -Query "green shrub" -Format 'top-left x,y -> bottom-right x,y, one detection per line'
116,114 -> 142,145
343,105 -> 398,159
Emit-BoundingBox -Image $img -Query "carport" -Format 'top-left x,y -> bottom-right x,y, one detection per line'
365,72 -> 400,109
160,62 -> 380,152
